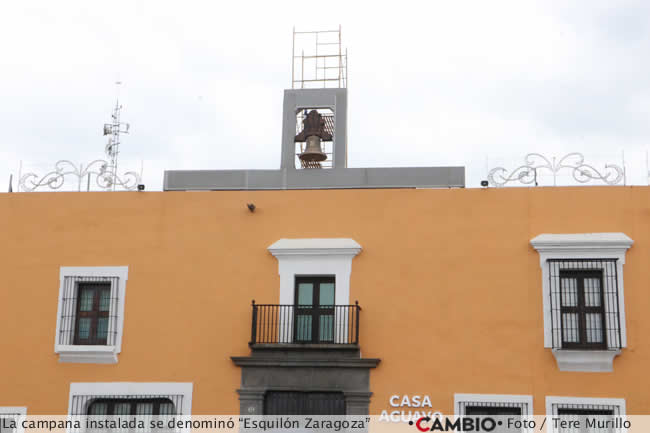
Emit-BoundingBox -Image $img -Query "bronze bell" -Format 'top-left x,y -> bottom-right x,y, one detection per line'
295,110 -> 331,163
301,136 -> 327,162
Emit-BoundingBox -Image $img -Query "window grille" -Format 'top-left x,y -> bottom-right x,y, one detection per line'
459,401 -> 525,416
58,276 -> 120,346
87,398 -> 176,415
264,392 -> 345,415
0,414 -> 23,433
552,403 -> 620,433
70,395 -> 185,415
548,259 -> 621,350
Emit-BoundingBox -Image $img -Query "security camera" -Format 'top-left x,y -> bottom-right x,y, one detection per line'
480,180 -> 489,187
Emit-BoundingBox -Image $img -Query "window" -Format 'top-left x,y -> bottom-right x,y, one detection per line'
557,268 -> 610,350
294,276 -> 335,343
268,238 -> 361,344
75,283 -> 112,345
530,233 -> 632,372
0,408 -> 26,433
546,397 -> 625,433
88,398 -> 176,415
68,383 -> 193,416
264,392 -> 345,415
55,267 -> 128,363
455,394 -> 533,433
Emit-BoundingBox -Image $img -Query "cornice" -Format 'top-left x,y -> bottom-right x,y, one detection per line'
231,356 -> 380,369
530,233 -> 633,252
268,238 -> 362,257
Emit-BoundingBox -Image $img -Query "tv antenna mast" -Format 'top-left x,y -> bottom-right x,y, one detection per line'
103,81 -> 130,190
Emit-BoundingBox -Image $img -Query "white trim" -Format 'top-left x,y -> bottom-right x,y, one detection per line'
0,407 -> 27,433
454,393 -> 533,417
54,266 -> 129,364
545,396 -> 626,432
68,383 -> 193,415
530,233 -> 632,372
552,349 -> 621,372
0,408 -> 26,415
268,238 -> 362,257
529,233 -> 634,255
545,396 -> 626,414
268,238 -> 361,343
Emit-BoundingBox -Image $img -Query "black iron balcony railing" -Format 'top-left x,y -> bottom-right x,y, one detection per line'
250,301 -> 361,345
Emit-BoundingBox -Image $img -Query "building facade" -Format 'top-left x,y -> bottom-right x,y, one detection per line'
1,86 -> 648,426
1,186 -> 649,419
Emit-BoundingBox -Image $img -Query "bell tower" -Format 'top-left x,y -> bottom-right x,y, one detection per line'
280,27 -> 348,170
162,26 -> 466,191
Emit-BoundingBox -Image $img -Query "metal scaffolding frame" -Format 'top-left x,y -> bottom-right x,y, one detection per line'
292,26 -> 347,89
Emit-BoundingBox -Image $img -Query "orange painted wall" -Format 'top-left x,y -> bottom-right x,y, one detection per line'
1,187 -> 649,414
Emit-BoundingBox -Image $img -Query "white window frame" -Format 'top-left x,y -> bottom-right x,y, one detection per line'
0,407 -> 26,433
454,393 -> 533,418
68,383 -> 193,415
268,238 -> 361,343
545,396 -> 626,433
530,233 -> 633,372
54,266 -> 129,364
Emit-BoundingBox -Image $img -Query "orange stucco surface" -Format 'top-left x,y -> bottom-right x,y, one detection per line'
1,186 -> 649,414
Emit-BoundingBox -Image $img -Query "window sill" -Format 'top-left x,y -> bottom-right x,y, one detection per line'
552,349 -> 620,372
55,345 -> 118,364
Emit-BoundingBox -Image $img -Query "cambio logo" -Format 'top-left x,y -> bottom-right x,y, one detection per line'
411,416 -> 497,432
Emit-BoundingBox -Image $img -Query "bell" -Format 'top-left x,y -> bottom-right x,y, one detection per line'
299,135 -> 327,162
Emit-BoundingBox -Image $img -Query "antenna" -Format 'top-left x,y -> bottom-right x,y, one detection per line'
102,81 -> 130,190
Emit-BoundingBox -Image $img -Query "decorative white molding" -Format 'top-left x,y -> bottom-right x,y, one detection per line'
268,238 -> 362,257
0,408 -> 26,415
54,266 -> 129,364
552,349 -> 621,372
454,394 -> 533,416
530,233 -> 633,257
268,238 -> 361,343
530,233 -> 632,372
68,383 -> 193,415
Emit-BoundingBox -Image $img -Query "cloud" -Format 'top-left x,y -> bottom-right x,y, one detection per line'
1,0 -> 649,191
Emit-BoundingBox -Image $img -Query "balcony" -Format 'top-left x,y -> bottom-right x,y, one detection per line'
249,301 -> 361,346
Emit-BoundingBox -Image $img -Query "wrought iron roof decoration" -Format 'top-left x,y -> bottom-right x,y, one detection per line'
487,153 -> 625,187
18,160 -> 141,192
17,82 -> 141,192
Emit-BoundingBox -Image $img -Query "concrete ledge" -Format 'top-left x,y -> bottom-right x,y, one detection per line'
163,167 -> 465,190
231,356 -> 381,368
56,345 -> 118,364
552,349 -> 621,372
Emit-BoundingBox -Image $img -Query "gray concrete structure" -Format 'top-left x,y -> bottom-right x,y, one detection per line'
163,88 -> 465,190
280,88 -> 348,169
232,345 -> 380,415
164,166 -> 464,190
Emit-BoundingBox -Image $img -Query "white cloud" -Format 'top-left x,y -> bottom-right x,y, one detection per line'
1,0 -> 649,191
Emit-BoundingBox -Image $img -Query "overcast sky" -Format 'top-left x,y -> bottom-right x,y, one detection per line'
1,1 -> 649,191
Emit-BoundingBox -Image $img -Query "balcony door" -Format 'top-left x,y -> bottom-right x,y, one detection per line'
294,276 -> 335,343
